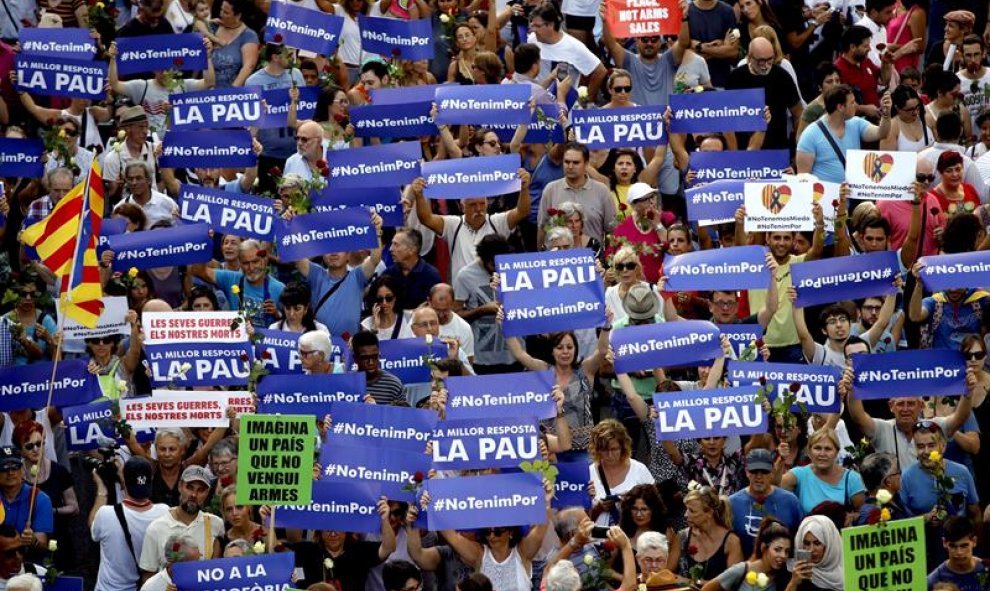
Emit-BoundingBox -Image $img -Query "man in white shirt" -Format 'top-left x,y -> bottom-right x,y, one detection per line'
139,466 -> 223,581
139,534 -> 200,591
283,120 -> 325,182
526,3 -> 607,101
857,0 -> 897,64
91,457 -> 170,591
428,284 -> 475,363
113,161 -> 179,229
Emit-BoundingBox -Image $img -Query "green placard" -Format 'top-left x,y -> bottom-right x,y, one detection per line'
236,414 -> 314,505
841,517 -> 925,591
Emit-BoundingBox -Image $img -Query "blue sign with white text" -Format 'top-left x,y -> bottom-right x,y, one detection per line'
611,320 -> 722,374
489,103 -> 566,145
0,138 -> 44,178
328,401 -> 437,452
20,28 -> 96,60
718,324 -> 763,359
107,223 -> 213,271
172,553 -> 293,591
664,245 -> 768,291
258,86 -> 320,129
312,186 -> 403,227
326,141 -> 421,189
446,370 -> 557,420
377,337 -> 449,384
686,179 -> 746,224
179,185 -> 275,242
265,2 -> 343,55
426,472 -> 545,530
253,329 -> 304,375
0,360 -> 98,411
434,84 -> 530,126
670,89 -> 766,133
791,251 -> 899,308
422,154 -> 521,199
115,34 -> 207,76
160,131 -> 256,169
728,361 -> 841,413
572,105 -> 667,149
274,208 -> 377,262
144,342 -> 252,387
688,150 -> 789,187
359,16 -> 434,60
320,443 -> 431,501
256,373 -> 366,416
16,55 -> 107,100
852,349 -> 967,400
170,87 -> 263,130
275,480 -> 382,533
553,457 -> 591,510
653,386 -> 766,440
918,250 -> 990,292
431,416 -> 540,470
63,399 -> 154,451
351,101 -> 437,138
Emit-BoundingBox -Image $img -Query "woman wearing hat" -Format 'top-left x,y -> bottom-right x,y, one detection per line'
927,10 -> 974,70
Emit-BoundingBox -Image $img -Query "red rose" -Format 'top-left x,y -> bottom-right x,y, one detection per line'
261,350 -> 272,360
391,48 -> 401,57
865,508 -> 881,525
759,376 -> 767,386
323,64 -> 332,73
755,338 -> 764,348
883,336 -> 891,344
413,471 -> 424,483
240,353 -> 249,362
109,7 -> 119,16
602,540 -> 616,553
256,249 -> 268,258
618,202 -> 629,211
268,166 -> 282,177
831,199 -> 839,207
645,210 -> 655,220
171,542 -> 181,552
659,240 -> 670,251
333,112 -> 348,124
220,475 -> 233,487
547,208 -> 558,216
341,331 -> 352,341
660,211 -> 677,227
789,382 -> 801,393
273,33 -> 284,43
316,159 -> 328,169
687,544 -> 699,556
173,57 -> 185,67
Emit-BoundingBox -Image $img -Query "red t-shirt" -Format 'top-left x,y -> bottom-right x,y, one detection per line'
834,55 -> 883,106
930,183 -> 981,216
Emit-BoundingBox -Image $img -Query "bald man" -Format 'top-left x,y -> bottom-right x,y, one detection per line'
283,120 -> 326,182
725,37 -> 803,151
401,284 -> 474,362
404,307 -> 474,406
875,156 -> 943,258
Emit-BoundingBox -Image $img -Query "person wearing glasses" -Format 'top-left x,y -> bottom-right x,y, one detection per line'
900,420 -> 980,570
792,290 -> 897,369
12,423 -> 73,567
0,447 -> 53,558
40,119 -> 94,184
362,277 -> 409,341
314,87 -> 358,151
85,310 -> 142,400
725,37 -> 803,151
0,524 -> 47,590
283,121 -> 327,182
4,275 -> 56,366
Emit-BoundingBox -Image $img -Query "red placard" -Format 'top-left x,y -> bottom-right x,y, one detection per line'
606,0 -> 681,37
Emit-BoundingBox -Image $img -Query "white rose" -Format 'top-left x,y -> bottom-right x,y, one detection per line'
253,541 -> 265,554
29,465 -> 39,477
756,573 -> 769,588
876,488 -> 893,505
117,379 -> 129,392
729,28 -> 740,41
424,334 -> 433,345
180,362 -> 192,372
117,130 -> 126,141
638,585 -> 647,591
577,86 -> 589,100
48,540 -> 57,552
439,13 -> 450,22
583,553 -> 594,566
324,558 -> 334,569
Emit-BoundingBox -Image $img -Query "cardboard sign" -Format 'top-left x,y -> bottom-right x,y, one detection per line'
844,150 -> 915,201
605,0 -> 681,36
841,517 -> 925,591
236,415 -> 314,505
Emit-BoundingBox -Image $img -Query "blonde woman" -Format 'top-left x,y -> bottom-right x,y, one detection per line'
588,419 -> 655,525
677,486 -> 744,584
781,429 -> 866,517
604,247 -> 652,322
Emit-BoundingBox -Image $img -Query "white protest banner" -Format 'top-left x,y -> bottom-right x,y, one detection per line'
57,296 -> 129,341
744,181 -> 814,232
141,312 -> 252,387
844,150 -> 915,200
121,390 -> 242,428
142,311 -> 247,344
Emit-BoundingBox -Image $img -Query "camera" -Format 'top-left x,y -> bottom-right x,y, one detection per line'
83,445 -> 121,503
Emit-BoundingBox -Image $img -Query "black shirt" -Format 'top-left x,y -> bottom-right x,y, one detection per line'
726,64 -> 801,151
290,539 -> 384,591
116,18 -> 175,38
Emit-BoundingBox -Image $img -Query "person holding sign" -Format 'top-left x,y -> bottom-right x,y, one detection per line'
907,260 -> 990,350
140,532 -> 200,591
190,240 -> 285,329
726,38 -> 802,151
780,429 -> 866,517
792,289 -> 897,368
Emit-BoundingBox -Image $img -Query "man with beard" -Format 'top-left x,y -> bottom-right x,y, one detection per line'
834,25 -> 892,117
957,35 -> 990,128
139,466 -> 222,580
725,37 -> 803,150
851,296 -> 900,353
191,239 -> 285,328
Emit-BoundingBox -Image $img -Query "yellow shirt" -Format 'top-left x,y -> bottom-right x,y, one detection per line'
748,253 -> 805,347
612,185 -> 629,212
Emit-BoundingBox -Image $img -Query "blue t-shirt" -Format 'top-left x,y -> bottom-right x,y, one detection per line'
307,264 -> 367,337
245,67 -> 305,159
921,292 -> 988,350
3,483 -> 53,534
796,116 -> 870,183
213,269 -> 285,328
900,459 -> 979,517
728,487 -> 804,557
791,465 -> 866,513
927,561 -> 987,591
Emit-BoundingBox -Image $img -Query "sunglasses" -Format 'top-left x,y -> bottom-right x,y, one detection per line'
485,527 -> 508,537
914,420 -> 943,435
21,442 -> 41,452
916,173 -> 936,184
640,36 -> 661,43
375,295 -> 395,303
483,140 -> 500,148
614,262 -> 638,272
965,350 -> 987,360
63,128 -> 79,137
612,85 -> 632,93
88,336 -> 115,345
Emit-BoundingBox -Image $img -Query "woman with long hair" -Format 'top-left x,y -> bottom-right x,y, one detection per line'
360,276 -> 410,341
887,0 -> 927,71
314,86 -> 359,151
679,487 -> 744,585
701,518 -> 794,591
448,23 -> 481,84
619,483 -> 677,558
880,84 -> 933,152
737,0 -> 784,57
602,148 -> 645,211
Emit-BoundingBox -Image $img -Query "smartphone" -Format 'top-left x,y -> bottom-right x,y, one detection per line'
556,63 -> 571,81
591,526 -> 610,539
795,549 -> 811,562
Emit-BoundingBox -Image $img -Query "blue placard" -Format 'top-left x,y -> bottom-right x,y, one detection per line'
275,480 -> 382,533
321,443 -> 431,501
686,179 -> 746,223
422,154 -> 521,199
791,251 -> 899,308
327,141 -> 421,189
46,577 -> 84,591
572,105 -> 668,149
377,337 -> 449,384
727,361 -> 841,413
432,416 -> 540,470
664,245 -> 768,291
688,150 -> 789,187
312,186 -> 403,227
16,55 -> 107,100
611,320 -> 722,374
179,184 -> 275,242
653,385 -> 765,440
359,16 -> 434,60
0,138 -> 44,178
446,370 -> 556,420
170,87 -> 263,130
258,86 -> 320,129
328,401 -> 437,452
172,553 -> 293,591
488,103 -> 566,145
670,89 -> 767,133
20,28 -> 96,60
265,2 -> 343,55
496,249 -> 605,337
97,217 -> 128,259
718,324 -> 763,359
160,130 -> 256,168
426,472 -> 546,530
351,101 -> 437,138
553,456 -> 591,510
144,342 -> 252,387
918,250 -> 990,292
274,208 -> 377,262
63,399 -> 155,451
0,360 -> 98,411
253,328 -> 304,375
256,373 -> 365,416
115,34 -> 207,76
434,84 -> 530,126
852,349 -> 967,400
107,223 -> 212,271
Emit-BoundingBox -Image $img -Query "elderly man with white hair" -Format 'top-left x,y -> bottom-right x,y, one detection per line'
284,120 -> 326,181
545,562 -> 581,591
5,574 -> 41,591
298,330 -> 338,375
140,534 -> 200,591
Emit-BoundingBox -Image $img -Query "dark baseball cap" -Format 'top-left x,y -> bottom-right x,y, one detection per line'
124,456 -> 153,500
0,447 -> 22,470
746,448 -> 774,473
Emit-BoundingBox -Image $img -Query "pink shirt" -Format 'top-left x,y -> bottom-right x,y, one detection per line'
876,194 -> 946,257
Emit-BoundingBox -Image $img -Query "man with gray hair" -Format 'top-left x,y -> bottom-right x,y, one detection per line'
5,574 -> 42,591
298,330 -> 336,375
22,168 -> 74,229
113,160 -> 179,229
139,534 -> 200,591
190,239 -> 285,328
545,562 -> 581,591
283,120 -> 326,182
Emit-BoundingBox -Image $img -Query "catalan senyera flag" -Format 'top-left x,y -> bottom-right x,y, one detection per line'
21,162 -> 105,327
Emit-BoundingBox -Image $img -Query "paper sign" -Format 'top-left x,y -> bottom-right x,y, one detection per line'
143,311 -> 247,344
57,296 -> 129,341
121,390 -> 243,429
605,0 -> 681,37
844,150 -> 915,200
237,415 -> 314,505
841,518 -> 925,591
744,181 -> 815,232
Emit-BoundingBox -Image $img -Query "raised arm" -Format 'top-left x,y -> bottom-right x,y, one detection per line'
756,253 -> 779,328
861,289 -> 898,347
790,287 -> 817,362
907,262 -> 929,322
506,169 -> 532,229
899,184 -> 925,267
360,211 -> 384,279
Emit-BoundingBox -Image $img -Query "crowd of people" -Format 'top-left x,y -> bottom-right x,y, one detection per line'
6,0 -> 990,590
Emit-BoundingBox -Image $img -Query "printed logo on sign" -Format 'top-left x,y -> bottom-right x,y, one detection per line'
812,183 -> 824,204
762,185 -> 791,215
864,153 -> 894,183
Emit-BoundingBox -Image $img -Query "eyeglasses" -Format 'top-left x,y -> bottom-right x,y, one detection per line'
298,349 -> 319,358
296,136 -> 318,143
375,295 -> 395,303
614,262 -> 637,272
485,527 -> 508,537
63,128 -> 79,137
612,85 -> 632,93
413,320 -> 439,329
712,300 -> 737,308
88,336 -> 115,345
21,442 -> 41,452
631,507 -> 652,514
916,173 -> 936,184
640,36 -> 661,43
914,420 -> 943,435
333,98 -> 350,105
825,317 -> 849,326
750,56 -> 774,66
861,305 -> 882,312
965,350 -> 987,360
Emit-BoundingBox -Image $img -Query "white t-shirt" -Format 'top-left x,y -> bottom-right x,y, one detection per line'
165,2 -> 195,33
139,570 -> 171,591
92,503 -> 170,591
283,153 -> 316,182
958,69 -> 990,130
439,212 -> 512,281
114,190 -> 179,229
527,32 -> 602,82
588,459 -> 655,525
562,0 -> 599,17
333,4 -> 364,66
139,510 -> 224,572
